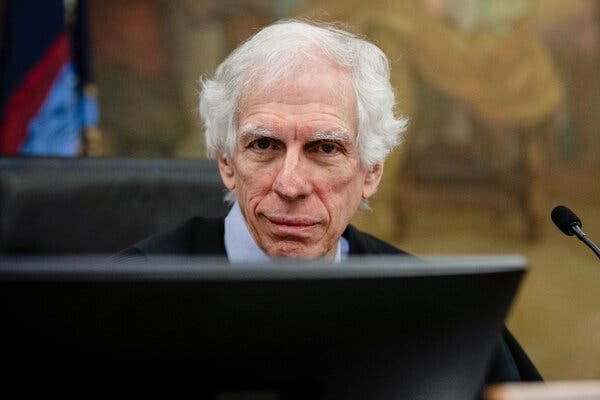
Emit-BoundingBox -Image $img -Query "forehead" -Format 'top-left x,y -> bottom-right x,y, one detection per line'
237,61 -> 357,134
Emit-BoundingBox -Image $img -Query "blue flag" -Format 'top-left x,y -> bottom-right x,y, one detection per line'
0,0 -> 99,156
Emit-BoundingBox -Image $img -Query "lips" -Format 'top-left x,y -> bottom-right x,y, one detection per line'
266,216 -> 320,236
268,216 -> 318,226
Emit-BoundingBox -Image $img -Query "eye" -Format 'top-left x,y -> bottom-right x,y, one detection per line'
320,143 -> 337,154
250,137 -> 277,151
310,140 -> 342,155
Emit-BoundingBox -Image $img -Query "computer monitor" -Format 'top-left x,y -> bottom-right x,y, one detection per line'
0,255 -> 526,399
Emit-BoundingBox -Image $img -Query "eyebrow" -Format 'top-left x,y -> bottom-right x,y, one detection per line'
312,130 -> 353,144
238,124 -> 277,140
238,124 -> 353,144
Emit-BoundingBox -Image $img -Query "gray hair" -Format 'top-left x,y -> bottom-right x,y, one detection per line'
199,19 -> 406,169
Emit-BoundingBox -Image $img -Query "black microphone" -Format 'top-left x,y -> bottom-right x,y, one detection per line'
551,205 -> 600,260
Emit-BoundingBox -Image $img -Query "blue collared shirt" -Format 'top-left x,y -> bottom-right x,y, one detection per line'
224,202 -> 348,263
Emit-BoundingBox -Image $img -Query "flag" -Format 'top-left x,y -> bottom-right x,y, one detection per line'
0,0 -> 99,156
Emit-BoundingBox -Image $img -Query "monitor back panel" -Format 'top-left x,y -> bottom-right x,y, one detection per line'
0,256 -> 525,400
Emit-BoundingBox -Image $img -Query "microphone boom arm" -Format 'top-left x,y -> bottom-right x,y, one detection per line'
571,224 -> 600,260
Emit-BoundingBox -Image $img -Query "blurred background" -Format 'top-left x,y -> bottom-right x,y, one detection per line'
1,0 -> 599,381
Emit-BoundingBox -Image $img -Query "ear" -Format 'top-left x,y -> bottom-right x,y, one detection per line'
362,163 -> 383,199
217,153 -> 236,190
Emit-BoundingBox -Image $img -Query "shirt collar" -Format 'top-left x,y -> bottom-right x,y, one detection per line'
224,201 -> 347,263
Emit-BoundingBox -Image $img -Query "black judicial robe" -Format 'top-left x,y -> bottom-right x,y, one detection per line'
120,216 -> 542,387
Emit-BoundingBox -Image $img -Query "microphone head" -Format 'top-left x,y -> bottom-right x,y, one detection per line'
551,205 -> 582,236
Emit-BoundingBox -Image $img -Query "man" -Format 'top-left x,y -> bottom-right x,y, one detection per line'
124,19 -> 408,261
121,19 -> 541,387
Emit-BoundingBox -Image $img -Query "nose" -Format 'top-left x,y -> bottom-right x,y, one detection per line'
272,150 -> 313,200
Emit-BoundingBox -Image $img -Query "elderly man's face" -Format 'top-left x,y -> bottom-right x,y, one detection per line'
217,62 -> 383,259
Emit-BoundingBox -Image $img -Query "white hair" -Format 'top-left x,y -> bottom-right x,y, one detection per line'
199,20 -> 407,206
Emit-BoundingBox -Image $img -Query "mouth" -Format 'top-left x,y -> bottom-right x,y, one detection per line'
266,216 -> 320,236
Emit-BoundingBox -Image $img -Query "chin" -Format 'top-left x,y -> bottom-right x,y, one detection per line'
268,242 -> 327,260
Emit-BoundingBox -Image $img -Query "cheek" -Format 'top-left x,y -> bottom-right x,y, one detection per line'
235,163 -> 278,198
315,167 -> 365,208
329,161 -> 365,190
